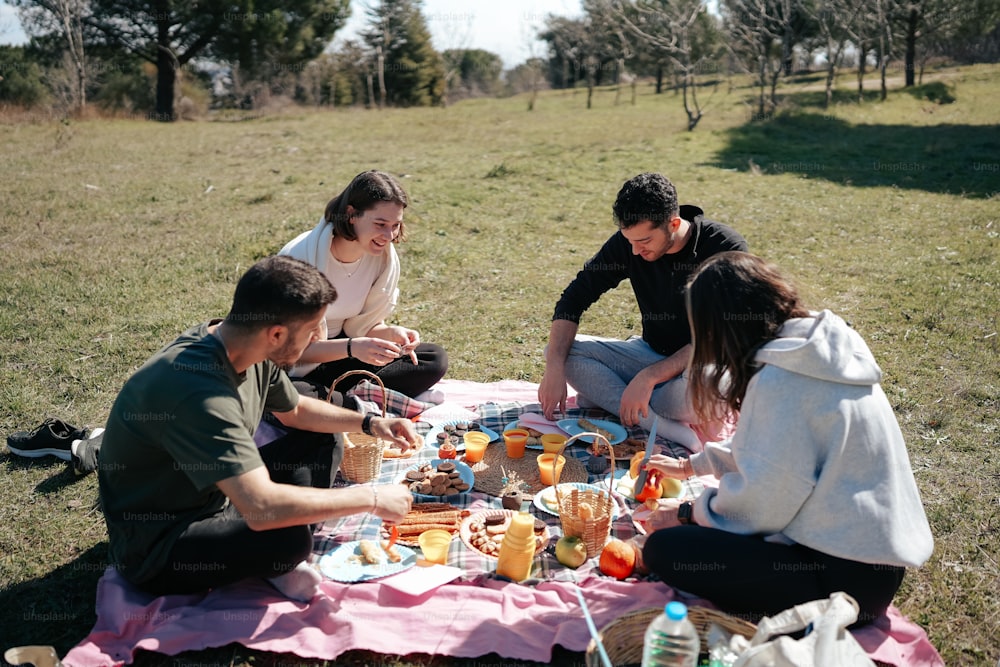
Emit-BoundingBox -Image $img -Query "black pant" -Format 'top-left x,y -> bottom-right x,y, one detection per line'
304,341 -> 448,400
138,430 -> 338,596
643,525 -> 905,627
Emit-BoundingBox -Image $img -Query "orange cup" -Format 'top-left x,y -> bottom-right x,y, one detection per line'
536,453 -> 566,486
540,433 -> 567,454
463,431 -> 490,463
502,428 -> 530,459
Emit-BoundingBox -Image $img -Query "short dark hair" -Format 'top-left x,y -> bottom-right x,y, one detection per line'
323,170 -> 409,242
612,172 -> 680,230
225,256 -> 336,330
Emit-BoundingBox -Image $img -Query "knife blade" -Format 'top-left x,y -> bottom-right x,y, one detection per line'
634,415 -> 658,492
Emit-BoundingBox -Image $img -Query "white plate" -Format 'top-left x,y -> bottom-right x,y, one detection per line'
459,509 -> 550,560
394,459 -> 475,501
424,420 -> 499,452
318,540 -> 417,582
532,483 -> 620,519
556,418 -> 628,445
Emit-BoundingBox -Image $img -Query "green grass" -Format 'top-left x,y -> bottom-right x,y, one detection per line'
1,64 -> 998,666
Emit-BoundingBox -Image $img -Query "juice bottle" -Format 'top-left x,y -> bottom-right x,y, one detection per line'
495,511 -> 536,582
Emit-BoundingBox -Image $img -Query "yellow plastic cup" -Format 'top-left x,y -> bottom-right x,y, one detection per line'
463,431 -> 490,463
418,529 -> 452,565
502,428 -> 530,459
540,433 -> 567,454
536,453 -> 566,486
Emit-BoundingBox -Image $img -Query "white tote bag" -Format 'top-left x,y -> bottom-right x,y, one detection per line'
733,592 -> 876,667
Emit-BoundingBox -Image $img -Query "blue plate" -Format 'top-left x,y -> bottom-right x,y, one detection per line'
395,458 -> 475,501
318,540 -> 417,582
556,418 -> 628,445
424,420 -> 499,452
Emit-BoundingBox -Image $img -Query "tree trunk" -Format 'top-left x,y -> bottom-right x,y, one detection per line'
857,45 -> 866,103
631,78 -> 637,106
376,46 -> 386,108
905,8 -> 918,87
655,64 -> 663,94
154,46 -> 176,121
683,73 -> 702,131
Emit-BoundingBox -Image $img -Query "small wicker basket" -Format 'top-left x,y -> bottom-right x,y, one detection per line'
554,432 -> 617,557
585,605 -> 757,667
330,369 -> 385,484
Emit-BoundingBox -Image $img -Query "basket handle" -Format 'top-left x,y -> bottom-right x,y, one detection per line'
329,369 -> 387,418
554,431 -> 616,507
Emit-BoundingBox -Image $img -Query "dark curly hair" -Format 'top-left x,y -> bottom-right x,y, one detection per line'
612,172 -> 680,230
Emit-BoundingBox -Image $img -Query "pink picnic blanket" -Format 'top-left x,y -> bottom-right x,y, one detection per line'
63,380 -> 943,666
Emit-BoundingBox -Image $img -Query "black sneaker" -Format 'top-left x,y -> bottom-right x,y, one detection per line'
71,428 -> 104,476
6,418 -> 88,461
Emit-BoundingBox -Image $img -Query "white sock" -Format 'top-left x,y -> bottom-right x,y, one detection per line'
267,561 -> 322,602
639,415 -> 703,452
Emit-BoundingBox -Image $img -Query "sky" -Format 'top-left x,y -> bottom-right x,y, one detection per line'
0,0 -> 584,69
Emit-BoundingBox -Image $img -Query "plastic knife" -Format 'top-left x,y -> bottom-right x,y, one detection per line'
634,415 -> 658,492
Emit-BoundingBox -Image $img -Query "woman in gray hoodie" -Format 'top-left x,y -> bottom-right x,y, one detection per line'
642,251 -> 933,626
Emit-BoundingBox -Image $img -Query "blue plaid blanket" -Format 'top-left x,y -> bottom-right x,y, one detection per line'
313,401 -> 702,583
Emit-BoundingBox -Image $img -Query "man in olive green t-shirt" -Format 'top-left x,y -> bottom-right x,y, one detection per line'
98,256 -> 418,601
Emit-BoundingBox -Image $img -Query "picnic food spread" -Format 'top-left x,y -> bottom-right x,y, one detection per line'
323,413 -> 691,586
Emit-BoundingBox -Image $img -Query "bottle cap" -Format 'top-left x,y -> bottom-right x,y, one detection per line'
665,601 -> 688,621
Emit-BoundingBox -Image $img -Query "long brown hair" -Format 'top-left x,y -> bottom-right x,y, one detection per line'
323,170 -> 409,242
685,251 -> 810,423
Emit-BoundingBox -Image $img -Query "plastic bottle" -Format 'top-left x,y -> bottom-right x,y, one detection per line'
641,601 -> 701,667
495,511 -> 536,582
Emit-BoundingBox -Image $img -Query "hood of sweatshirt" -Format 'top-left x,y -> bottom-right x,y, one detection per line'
753,310 -> 882,386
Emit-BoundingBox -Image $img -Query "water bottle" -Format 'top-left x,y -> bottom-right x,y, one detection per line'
641,601 -> 701,667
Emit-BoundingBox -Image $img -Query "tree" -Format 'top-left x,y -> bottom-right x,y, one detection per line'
14,0 -> 88,112
362,0 -> 445,107
53,0 -> 350,120
611,0 -> 723,128
442,48 -> 503,100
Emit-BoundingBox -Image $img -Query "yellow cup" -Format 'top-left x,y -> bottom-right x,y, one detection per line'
536,453 -> 566,486
503,428 -> 530,459
463,431 -> 490,463
418,529 -> 452,565
540,433 -> 567,454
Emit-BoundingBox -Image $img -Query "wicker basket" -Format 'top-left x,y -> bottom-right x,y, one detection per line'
330,370 -> 385,484
585,605 -> 757,667
554,432 -> 617,557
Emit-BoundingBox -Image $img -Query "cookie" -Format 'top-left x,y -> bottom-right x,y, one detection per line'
436,461 -> 456,474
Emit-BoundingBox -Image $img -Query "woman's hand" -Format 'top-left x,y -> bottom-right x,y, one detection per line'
351,336 -> 403,366
645,453 -> 692,479
366,325 -> 420,365
646,498 -> 686,531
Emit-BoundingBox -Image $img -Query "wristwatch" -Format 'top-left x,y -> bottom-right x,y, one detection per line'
361,414 -> 375,436
677,501 -> 694,525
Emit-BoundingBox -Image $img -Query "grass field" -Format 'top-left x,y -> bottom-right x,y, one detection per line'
1,63 -> 998,666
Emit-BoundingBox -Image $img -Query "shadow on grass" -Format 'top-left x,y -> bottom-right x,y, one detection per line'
711,112 -> 1000,198
0,543 -> 108,663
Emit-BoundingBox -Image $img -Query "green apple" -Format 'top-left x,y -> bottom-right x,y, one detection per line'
555,535 -> 588,569
660,477 -> 684,499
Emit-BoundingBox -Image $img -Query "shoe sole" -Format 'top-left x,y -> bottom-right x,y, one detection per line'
6,445 -> 72,461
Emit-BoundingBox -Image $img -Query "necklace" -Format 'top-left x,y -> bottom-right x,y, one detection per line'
333,256 -> 362,278
330,238 -> 362,278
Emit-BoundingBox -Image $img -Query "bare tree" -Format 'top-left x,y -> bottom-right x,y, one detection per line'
720,0 -> 784,118
609,0 -> 721,130
14,0 -> 88,113
805,0 -> 864,108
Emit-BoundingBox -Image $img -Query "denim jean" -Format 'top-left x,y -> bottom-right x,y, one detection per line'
564,334 -> 698,427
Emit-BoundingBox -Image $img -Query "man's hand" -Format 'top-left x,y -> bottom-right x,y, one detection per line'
538,370 -> 569,420
372,416 -> 420,452
619,372 -> 655,427
371,484 -> 413,523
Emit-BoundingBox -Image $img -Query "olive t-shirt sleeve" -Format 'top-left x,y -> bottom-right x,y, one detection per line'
264,364 -> 299,414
